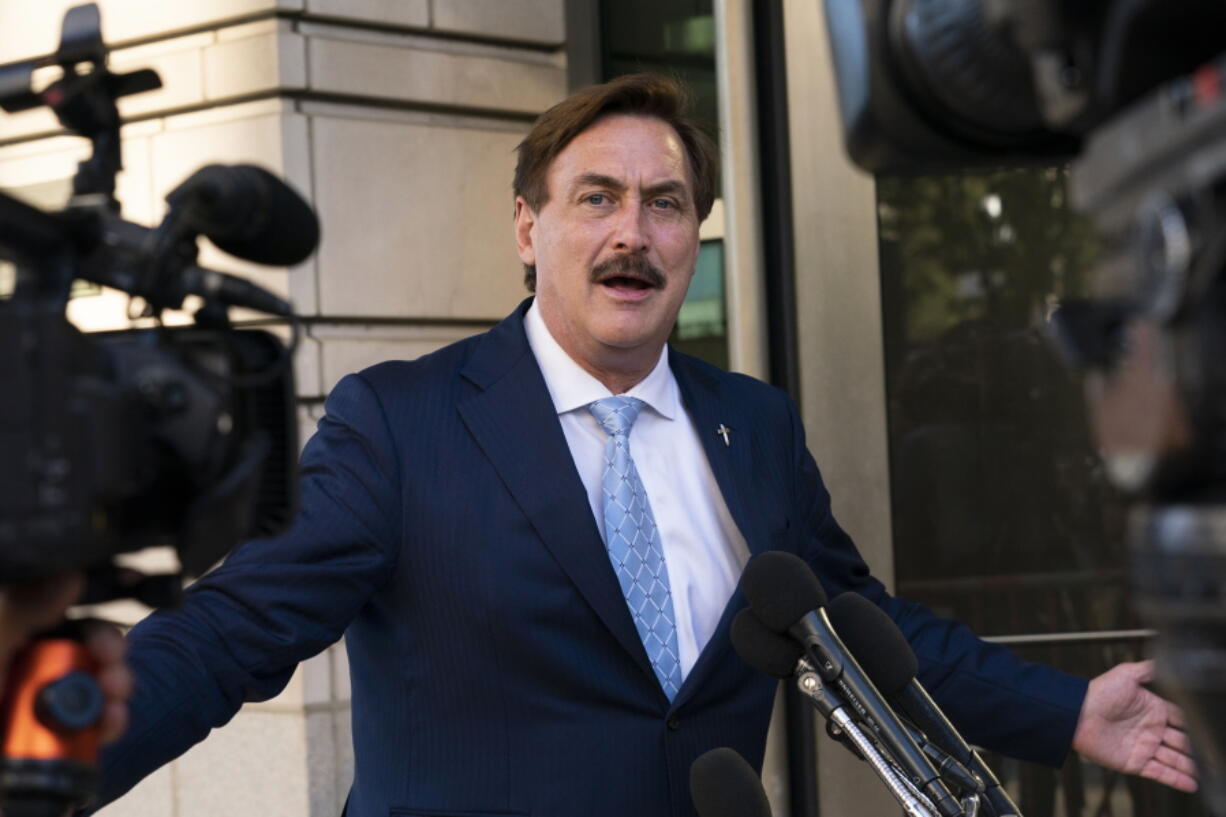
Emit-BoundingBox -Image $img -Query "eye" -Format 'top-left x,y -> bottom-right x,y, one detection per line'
584,192 -> 609,206
651,198 -> 677,211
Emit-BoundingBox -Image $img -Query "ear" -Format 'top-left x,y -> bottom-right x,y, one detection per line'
514,196 -> 537,266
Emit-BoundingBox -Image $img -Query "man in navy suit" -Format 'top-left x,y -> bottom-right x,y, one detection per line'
95,73 -> 1196,817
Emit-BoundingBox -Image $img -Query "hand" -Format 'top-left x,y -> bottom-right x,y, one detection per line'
1072,660 -> 1198,793
0,575 -> 132,744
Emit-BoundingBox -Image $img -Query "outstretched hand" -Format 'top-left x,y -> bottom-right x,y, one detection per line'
1072,659 -> 1198,793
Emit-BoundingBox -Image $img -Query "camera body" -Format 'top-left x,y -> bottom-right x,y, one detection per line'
0,3 -> 308,593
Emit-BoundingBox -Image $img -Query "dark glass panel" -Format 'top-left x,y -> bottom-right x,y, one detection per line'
599,0 -> 719,181
879,168 -> 1134,637
672,239 -> 727,369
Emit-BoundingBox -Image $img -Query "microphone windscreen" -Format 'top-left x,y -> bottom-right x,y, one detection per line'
731,608 -> 804,678
168,164 -> 320,266
739,551 -> 828,633
690,747 -> 773,817
825,592 -> 917,694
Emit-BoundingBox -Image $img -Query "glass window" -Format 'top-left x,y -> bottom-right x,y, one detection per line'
878,168 -> 1204,816
879,168 -> 1130,636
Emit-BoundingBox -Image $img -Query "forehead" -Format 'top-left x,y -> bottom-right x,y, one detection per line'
545,114 -> 692,193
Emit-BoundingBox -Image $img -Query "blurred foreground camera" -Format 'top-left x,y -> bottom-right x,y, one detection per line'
824,1 -> 1226,813
0,5 -> 315,814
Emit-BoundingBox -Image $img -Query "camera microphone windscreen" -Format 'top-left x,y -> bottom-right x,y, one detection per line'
739,551 -> 827,632
690,747 -> 772,817
166,164 -> 320,267
731,608 -> 804,678
825,591 -> 917,694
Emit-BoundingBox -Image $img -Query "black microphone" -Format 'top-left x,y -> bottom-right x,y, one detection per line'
732,606 -> 981,795
826,591 -> 1023,817
740,551 -> 964,817
732,607 -> 869,761
165,164 -> 320,266
690,747 -> 772,817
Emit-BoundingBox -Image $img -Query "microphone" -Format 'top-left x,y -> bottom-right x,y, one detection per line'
690,747 -> 772,817
731,607 -> 981,796
164,164 -> 320,266
826,591 -> 1023,817
740,552 -> 964,817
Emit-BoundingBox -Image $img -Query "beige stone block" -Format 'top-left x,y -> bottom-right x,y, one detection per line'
307,0 -> 429,28
301,649 -> 334,704
306,709 -> 341,816
94,761 -> 175,817
217,18 -> 286,41
0,0 -> 303,63
204,30 -> 308,101
0,108 -> 62,143
310,115 -> 528,321
313,323 -> 490,392
432,0 -> 566,45
331,705 -> 355,809
173,709 -> 311,817
307,35 -> 565,116
117,47 -> 206,118
295,330 -> 325,398
329,639 -> 351,702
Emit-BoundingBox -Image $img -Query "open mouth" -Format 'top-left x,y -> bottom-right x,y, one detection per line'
591,255 -> 666,293
599,275 -> 656,291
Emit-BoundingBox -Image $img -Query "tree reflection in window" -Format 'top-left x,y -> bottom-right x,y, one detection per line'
878,168 -> 1207,817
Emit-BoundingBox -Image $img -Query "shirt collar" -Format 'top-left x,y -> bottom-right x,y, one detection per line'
524,298 -> 678,420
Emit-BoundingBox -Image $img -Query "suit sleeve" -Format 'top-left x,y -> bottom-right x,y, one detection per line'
95,372 -> 403,806
783,393 -> 1087,768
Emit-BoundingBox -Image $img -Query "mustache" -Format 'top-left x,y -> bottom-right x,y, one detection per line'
590,254 -> 666,288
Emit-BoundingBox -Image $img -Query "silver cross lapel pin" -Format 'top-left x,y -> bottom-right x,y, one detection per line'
716,424 -> 732,447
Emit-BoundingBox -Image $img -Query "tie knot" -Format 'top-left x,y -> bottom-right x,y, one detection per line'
588,396 -> 645,438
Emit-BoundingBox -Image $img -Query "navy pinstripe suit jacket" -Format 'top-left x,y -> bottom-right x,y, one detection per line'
97,299 -> 1087,817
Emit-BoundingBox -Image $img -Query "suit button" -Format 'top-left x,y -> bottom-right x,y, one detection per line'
667,716 -> 681,731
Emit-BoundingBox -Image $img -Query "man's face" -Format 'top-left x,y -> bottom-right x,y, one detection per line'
515,114 -> 701,373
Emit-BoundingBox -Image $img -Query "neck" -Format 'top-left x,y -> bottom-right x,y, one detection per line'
535,300 -> 664,395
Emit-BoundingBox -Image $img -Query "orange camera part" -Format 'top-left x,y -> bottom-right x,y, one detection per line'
1,638 -> 101,765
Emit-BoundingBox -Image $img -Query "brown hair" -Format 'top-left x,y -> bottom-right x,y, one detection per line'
514,72 -> 718,291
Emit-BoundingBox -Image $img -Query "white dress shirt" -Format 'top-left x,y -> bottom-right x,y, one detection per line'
524,301 -> 750,681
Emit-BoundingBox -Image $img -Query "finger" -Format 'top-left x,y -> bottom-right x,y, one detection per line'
1163,724 -> 1194,755
1130,659 -> 1155,684
83,624 -> 127,665
1141,758 -> 1199,793
1155,743 -> 1200,779
98,699 -> 129,745
96,661 -> 134,702
1167,702 -> 1187,730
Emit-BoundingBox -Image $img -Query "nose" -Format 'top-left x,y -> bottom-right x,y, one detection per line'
611,200 -> 649,254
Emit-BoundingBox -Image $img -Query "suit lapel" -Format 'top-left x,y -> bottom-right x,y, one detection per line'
457,302 -> 657,686
670,352 -> 773,708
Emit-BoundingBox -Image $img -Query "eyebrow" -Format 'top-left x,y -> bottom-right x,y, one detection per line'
571,173 -> 690,202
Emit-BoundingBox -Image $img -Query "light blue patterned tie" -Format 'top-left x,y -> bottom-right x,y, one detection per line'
588,396 -> 682,701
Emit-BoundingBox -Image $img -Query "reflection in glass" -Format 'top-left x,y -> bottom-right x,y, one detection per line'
879,168 -> 1133,637
878,168 -> 1208,816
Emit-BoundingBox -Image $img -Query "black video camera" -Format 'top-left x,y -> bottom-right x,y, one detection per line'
0,3 -> 312,598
